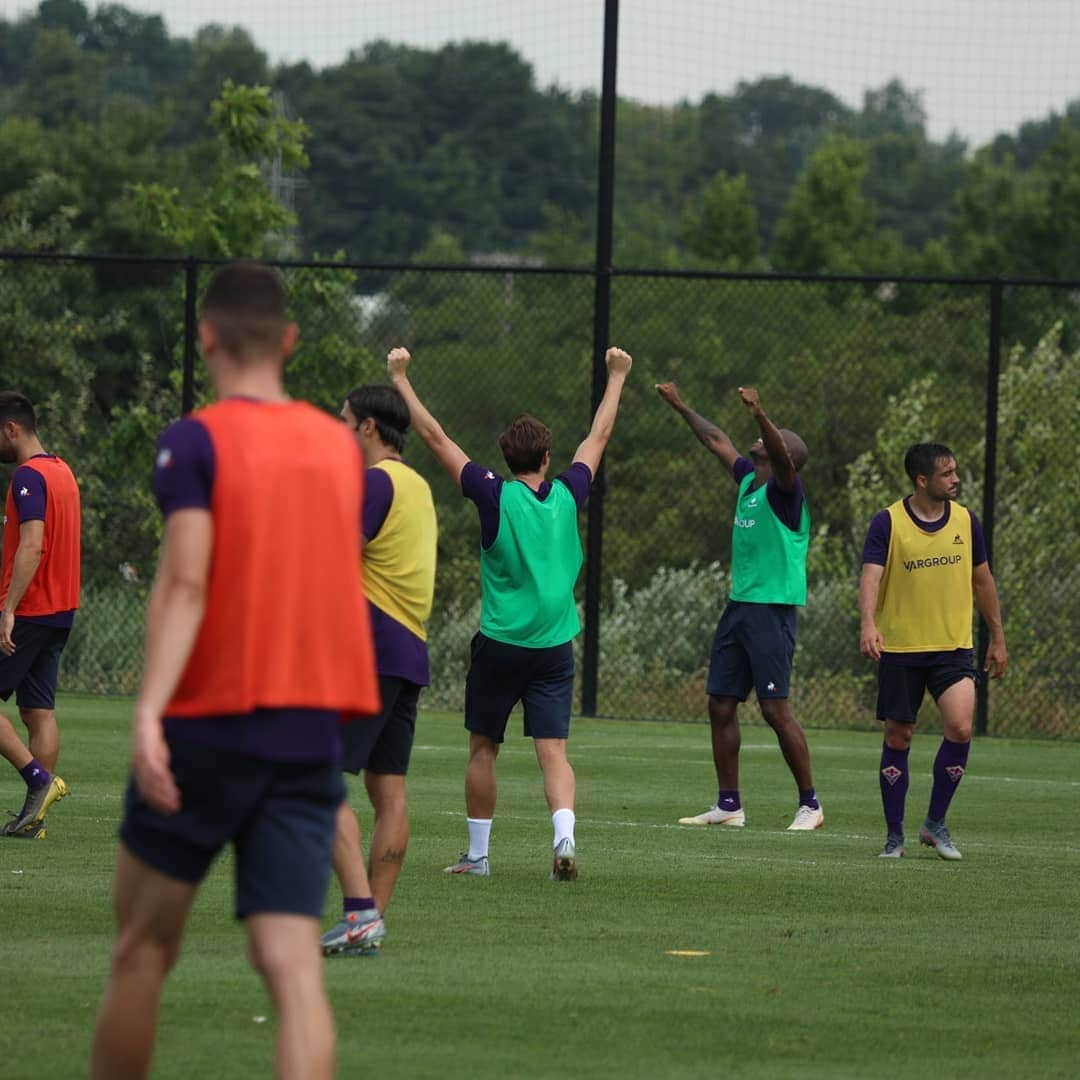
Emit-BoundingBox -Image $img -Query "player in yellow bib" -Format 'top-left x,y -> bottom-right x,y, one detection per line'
860,443 -> 1007,860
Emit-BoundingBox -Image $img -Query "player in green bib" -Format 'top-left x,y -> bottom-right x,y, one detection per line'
388,345 -> 632,882
656,382 -> 824,831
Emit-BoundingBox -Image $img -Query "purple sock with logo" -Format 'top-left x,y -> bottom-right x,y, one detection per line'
879,744 -> 910,833
716,790 -> 741,812
928,738 -> 970,823
343,896 -> 377,915
798,788 -> 819,810
18,759 -> 50,789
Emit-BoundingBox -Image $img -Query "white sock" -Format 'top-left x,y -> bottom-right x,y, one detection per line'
552,808 -> 576,848
466,817 -> 492,860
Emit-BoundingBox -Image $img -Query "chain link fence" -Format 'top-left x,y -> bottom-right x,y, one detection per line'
1,255 -> 1076,737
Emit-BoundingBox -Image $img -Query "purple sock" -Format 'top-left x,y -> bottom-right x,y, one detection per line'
798,788 -> 819,810
343,896 -> 377,915
879,744 -> 910,834
716,789 -> 740,812
928,738 -> 970,823
19,759 -> 50,789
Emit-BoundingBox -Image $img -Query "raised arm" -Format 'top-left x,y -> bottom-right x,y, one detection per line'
859,562 -> 886,660
973,561 -> 1008,678
738,387 -> 798,492
655,381 -> 740,472
572,346 -> 632,476
386,347 -> 470,487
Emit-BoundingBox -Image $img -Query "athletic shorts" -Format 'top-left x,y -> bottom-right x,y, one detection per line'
119,735 -> 345,919
875,659 -> 976,723
0,620 -> 71,710
340,675 -> 420,775
464,633 -> 574,743
705,601 -> 797,701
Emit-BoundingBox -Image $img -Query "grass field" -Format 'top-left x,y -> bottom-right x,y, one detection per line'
1,694 -> 1078,1079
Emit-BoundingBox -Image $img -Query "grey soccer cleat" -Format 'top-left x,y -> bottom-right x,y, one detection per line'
3,776 -> 68,836
321,911 -> 386,956
443,853 -> 490,876
919,819 -> 962,861
878,832 -> 906,858
550,837 -> 578,882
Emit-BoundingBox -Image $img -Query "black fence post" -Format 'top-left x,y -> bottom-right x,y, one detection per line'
581,0 -> 620,718
182,258 -> 198,416
976,281 -> 1004,735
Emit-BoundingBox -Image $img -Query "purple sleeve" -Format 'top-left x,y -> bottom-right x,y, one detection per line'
461,461 -> 504,549
555,462 -> 593,511
732,457 -> 753,484
766,475 -> 806,532
153,418 -> 215,517
363,467 -> 394,541
861,510 -> 892,566
968,509 -> 988,566
9,465 -> 47,523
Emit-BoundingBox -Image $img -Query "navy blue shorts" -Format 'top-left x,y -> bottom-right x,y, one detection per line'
119,735 -> 345,919
0,620 -> 70,710
706,601 -> 797,701
876,659 -> 976,723
340,675 -> 420,775
465,633 -> 574,742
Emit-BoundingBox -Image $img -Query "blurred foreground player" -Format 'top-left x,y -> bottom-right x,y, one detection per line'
0,391 -> 80,838
860,442 -> 1007,860
90,263 -> 379,1080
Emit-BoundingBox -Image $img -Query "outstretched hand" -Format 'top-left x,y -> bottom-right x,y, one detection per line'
655,381 -> 684,409
606,346 -> 632,376
737,386 -> 761,415
387,347 -> 411,379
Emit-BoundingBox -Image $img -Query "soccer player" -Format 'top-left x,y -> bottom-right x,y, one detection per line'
388,344 -> 631,881
0,391 -> 79,839
320,381 -> 437,956
656,382 -> 823,831
90,263 -> 379,1080
860,442 -> 1007,860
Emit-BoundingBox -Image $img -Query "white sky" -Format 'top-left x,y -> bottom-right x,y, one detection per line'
4,0 -> 1080,146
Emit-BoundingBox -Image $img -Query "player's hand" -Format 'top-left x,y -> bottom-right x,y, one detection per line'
386,347 -> 411,379
984,637 -> 1008,679
860,622 -> 885,661
606,346 -> 632,376
132,715 -> 181,815
0,610 -> 14,656
655,381 -> 684,409
737,386 -> 762,415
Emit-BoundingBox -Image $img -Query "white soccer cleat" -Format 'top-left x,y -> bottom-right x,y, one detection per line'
677,804 -> 746,827
787,804 -> 824,831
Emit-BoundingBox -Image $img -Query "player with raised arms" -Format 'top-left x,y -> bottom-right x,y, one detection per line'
90,263 -> 379,1080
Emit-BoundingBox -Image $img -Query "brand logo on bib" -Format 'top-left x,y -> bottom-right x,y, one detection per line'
733,517 -> 756,529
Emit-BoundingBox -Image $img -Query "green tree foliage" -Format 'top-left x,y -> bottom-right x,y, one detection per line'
681,172 -> 761,268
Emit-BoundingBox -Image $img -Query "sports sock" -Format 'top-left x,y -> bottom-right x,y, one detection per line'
928,737 -> 971,823
879,744 -> 910,834
343,897 -> 377,916
466,817 -> 492,860
798,787 -> 819,810
19,759 -> 50,789
551,808 -> 575,848
716,789 -> 741,812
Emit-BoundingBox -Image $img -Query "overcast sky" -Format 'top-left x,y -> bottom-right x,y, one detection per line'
4,0 -> 1080,146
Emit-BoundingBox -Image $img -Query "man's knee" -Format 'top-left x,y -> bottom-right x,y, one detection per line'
707,695 -> 738,726
111,921 -> 183,980
365,773 -> 408,818
883,721 -> 914,751
758,697 -> 795,731
247,918 -> 320,986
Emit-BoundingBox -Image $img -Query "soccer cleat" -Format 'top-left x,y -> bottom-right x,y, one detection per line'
879,833 -> 906,858
443,853 -> 490,876
550,837 -> 578,882
677,804 -> 746,827
919,819 -> 962,861
321,911 -> 386,956
3,776 -> 68,836
787,803 -> 824,831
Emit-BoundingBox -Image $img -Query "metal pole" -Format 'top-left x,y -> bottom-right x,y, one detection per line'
976,281 -> 1003,735
182,259 -> 198,415
581,0 -> 620,718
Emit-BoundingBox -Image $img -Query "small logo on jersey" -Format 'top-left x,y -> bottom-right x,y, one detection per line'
156,448 -> 173,469
953,534 -> 964,545
945,765 -> 965,783
18,486 -> 29,497
733,516 -> 756,529
766,681 -> 776,691
484,470 -> 495,480
881,765 -> 903,786
745,496 -> 759,508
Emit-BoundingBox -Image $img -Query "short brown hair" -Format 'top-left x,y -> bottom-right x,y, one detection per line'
498,414 -> 551,475
201,262 -> 289,356
0,391 -> 36,432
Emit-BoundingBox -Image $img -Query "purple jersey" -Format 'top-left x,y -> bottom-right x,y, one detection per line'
461,461 -> 592,549
732,457 -> 805,532
153,415 -> 341,763
862,498 -> 987,668
363,465 -> 394,541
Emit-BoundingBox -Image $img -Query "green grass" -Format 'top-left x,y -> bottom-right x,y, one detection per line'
2,694 -> 1078,1079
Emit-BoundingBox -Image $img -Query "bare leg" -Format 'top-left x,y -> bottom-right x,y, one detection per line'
90,845 -> 197,1080
465,734 -> 499,819
364,771 -> 408,914
707,695 -> 741,790
330,800 -> 373,902
21,707 -> 59,772
758,697 -> 814,791
937,678 -> 976,743
532,738 -> 575,812
0,709 -> 32,772
247,914 -> 334,1080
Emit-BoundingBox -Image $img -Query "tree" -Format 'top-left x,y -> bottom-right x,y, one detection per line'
681,172 -> 761,268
